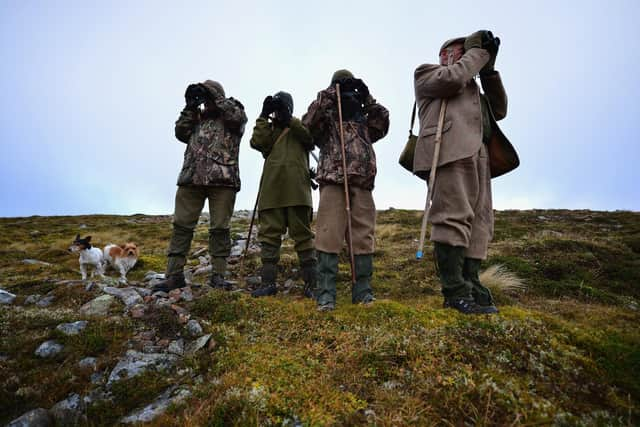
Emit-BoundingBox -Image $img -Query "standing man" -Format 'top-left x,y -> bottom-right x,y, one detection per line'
153,80 -> 248,292
249,91 -> 317,298
302,70 -> 389,311
413,31 -> 519,314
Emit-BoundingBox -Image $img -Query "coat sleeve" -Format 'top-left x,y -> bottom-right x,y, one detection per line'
174,109 -> 198,143
480,71 -> 508,120
289,117 -> 314,151
215,97 -> 248,133
302,89 -> 334,149
249,117 -> 276,158
414,48 -> 490,99
365,100 -> 390,143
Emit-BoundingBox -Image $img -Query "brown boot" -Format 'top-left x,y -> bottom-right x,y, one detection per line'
152,272 -> 186,293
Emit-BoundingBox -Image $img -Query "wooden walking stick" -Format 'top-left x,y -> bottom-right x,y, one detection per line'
416,52 -> 454,259
335,83 -> 357,285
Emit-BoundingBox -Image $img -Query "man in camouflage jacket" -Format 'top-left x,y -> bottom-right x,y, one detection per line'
302,69 -> 389,311
154,80 -> 247,292
249,91 -> 316,298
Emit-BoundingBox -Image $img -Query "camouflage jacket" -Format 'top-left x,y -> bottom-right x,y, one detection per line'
302,87 -> 389,190
174,97 -> 247,190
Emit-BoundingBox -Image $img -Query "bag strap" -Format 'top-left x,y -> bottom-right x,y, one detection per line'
409,102 -> 417,136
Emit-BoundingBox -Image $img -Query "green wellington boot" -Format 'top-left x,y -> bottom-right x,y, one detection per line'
316,251 -> 338,311
463,258 -> 498,313
352,254 -> 375,304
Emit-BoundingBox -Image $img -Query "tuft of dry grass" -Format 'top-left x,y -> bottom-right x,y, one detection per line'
480,264 -> 526,293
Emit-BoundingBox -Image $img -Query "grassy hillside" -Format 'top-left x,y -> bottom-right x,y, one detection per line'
1,209 -> 638,425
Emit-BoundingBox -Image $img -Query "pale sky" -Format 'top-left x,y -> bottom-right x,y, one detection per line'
1,0 -> 639,216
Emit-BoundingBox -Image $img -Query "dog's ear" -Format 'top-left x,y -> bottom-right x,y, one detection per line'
120,244 -> 126,249
86,236 -> 92,242
75,234 -> 80,240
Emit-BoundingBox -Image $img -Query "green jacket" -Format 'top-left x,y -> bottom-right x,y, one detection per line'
250,117 -> 314,210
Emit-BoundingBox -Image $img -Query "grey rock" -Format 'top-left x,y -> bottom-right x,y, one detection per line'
35,341 -> 63,358
85,281 -> 96,292
198,255 -> 209,265
79,224 -> 88,229
181,287 -> 194,302
191,247 -> 208,257
83,389 -> 110,406
107,350 -> 177,386
0,288 -> 17,305
24,294 -> 41,305
78,357 -> 97,370
22,259 -> 52,266
144,271 -> 165,282
35,295 -> 55,308
167,339 -> 185,356
152,291 -> 168,298
6,408 -> 53,427
103,287 -> 143,307
186,320 -> 203,337
187,334 -> 212,354
56,321 -> 88,336
121,387 -> 191,424
120,388 -> 191,424
192,265 -> 212,277
246,276 -> 261,287
133,287 -> 152,297
230,242 -> 244,257
90,371 -> 105,384
50,393 -> 83,426
79,295 -> 115,316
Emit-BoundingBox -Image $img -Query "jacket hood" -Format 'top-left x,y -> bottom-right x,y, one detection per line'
201,80 -> 225,98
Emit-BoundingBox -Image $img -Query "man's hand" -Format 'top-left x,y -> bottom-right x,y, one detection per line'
480,31 -> 500,73
260,96 -> 276,118
185,84 -> 208,111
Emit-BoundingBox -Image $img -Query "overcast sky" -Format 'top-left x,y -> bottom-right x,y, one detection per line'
1,0 -> 639,217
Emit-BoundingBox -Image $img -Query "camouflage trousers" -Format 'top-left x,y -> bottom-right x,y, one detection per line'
166,185 -> 236,276
258,206 -> 314,262
315,184 -> 376,255
429,144 -> 493,260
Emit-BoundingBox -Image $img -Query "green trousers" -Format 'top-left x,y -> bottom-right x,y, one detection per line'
258,206 -> 314,260
166,185 -> 236,276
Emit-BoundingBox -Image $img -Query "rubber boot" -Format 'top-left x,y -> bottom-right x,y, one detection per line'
252,260 -> 278,297
316,251 -> 338,311
209,257 -> 233,290
434,242 -> 495,315
152,271 -> 186,293
352,254 -> 375,304
463,258 -> 498,313
299,249 -> 317,299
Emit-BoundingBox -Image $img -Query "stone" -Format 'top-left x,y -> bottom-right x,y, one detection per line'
56,321 -> 88,336
103,287 -> 143,307
153,291 -> 169,298
85,281 -> 96,292
171,304 -> 188,316
0,289 -> 17,305
181,287 -> 194,302
121,387 -> 191,424
191,247 -> 208,257
50,393 -> 83,426
168,288 -> 182,299
187,334 -> 212,354
79,295 -> 115,316
186,319 -> 203,337
198,256 -> 209,265
6,408 -> 53,427
134,287 -> 152,297
167,339 -> 185,356
24,294 -> 41,305
246,276 -> 261,287
35,295 -> 55,308
192,265 -> 212,277
130,304 -> 146,318
284,279 -> 295,288
78,357 -> 98,370
35,341 -> 63,358
107,350 -> 178,386
144,271 -> 165,282
178,313 -> 191,324
22,259 -> 52,266
90,371 -> 105,385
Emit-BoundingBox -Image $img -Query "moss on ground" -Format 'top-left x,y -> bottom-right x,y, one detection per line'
0,210 -> 638,425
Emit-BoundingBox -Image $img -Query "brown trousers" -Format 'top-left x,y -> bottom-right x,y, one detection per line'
429,144 -> 493,259
315,184 -> 376,255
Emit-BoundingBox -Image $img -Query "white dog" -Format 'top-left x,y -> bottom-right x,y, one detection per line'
68,235 -> 104,280
103,242 -> 139,283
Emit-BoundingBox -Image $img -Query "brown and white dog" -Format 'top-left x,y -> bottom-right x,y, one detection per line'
103,243 -> 139,283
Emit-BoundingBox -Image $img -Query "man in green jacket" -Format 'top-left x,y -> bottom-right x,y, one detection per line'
153,80 -> 247,293
249,91 -> 316,298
